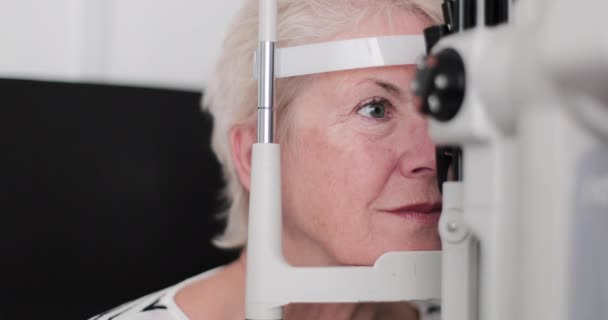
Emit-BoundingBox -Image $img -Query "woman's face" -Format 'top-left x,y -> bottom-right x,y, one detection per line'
280,10 -> 442,266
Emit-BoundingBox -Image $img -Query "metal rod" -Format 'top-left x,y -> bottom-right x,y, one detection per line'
257,41 -> 275,143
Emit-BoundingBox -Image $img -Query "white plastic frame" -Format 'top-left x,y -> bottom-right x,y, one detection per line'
254,35 -> 426,78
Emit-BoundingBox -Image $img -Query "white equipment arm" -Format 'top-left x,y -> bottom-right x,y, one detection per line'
425,0 -> 608,320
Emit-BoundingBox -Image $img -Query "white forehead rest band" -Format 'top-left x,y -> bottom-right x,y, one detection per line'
254,35 -> 425,78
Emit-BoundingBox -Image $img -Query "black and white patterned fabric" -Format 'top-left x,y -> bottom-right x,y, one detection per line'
90,268 -> 223,320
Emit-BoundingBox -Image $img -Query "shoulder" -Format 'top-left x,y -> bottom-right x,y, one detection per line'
88,289 -> 185,320
89,267 -> 224,320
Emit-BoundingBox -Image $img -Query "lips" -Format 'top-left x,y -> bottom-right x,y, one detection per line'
384,202 -> 442,214
382,202 -> 443,224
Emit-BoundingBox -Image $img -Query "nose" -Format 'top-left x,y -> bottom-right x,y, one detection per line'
398,115 -> 437,179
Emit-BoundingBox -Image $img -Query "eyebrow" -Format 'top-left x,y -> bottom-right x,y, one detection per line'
358,78 -> 406,98
375,80 -> 403,96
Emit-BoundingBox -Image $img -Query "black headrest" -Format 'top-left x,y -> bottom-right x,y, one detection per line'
0,79 -> 238,319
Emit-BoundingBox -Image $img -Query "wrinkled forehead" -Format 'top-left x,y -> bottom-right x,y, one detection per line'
255,35 -> 425,79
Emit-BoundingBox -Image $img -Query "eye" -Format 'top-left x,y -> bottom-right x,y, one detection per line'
357,97 -> 390,119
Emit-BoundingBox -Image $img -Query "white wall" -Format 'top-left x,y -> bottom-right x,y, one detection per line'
0,0 -> 245,90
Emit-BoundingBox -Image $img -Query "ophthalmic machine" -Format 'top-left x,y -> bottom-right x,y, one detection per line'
246,0 -> 608,319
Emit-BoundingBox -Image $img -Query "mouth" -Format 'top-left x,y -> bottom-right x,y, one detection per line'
381,202 -> 442,224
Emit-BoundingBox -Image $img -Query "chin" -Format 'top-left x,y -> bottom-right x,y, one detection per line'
368,233 -> 442,262
334,238 -> 441,267
385,237 -> 441,252
325,220 -> 442,266
376,214 -> 442,250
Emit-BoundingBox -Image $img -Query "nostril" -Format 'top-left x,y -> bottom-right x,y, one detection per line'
411,167 -> 434,176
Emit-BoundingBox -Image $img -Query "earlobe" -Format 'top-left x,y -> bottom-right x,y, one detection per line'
229,124 -> 256,192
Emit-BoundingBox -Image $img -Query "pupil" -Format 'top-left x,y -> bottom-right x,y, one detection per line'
371,103 -> 384,117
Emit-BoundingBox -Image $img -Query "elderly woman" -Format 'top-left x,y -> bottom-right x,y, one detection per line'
92,0 -> 443,319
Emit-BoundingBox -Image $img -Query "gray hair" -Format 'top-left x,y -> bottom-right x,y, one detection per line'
203,0 -> 443,249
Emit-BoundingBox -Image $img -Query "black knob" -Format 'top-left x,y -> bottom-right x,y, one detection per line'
412,48 -> 465,122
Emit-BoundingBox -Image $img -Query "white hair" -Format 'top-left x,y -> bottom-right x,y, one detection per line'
203,0 -> 443,249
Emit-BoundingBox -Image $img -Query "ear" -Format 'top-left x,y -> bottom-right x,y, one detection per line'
229,124 -> 256,192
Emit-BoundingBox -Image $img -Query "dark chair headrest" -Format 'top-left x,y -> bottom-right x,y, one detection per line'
0,79 -> 238,319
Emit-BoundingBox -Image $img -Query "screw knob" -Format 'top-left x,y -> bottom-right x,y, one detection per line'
412,48 -> 466,122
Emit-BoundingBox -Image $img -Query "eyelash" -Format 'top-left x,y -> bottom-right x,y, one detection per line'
355,96 -> 394,121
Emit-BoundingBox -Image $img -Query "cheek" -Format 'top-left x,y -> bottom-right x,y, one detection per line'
328,136 -> 399,207
282,123 -> 403,257
300,120 -> 399,209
